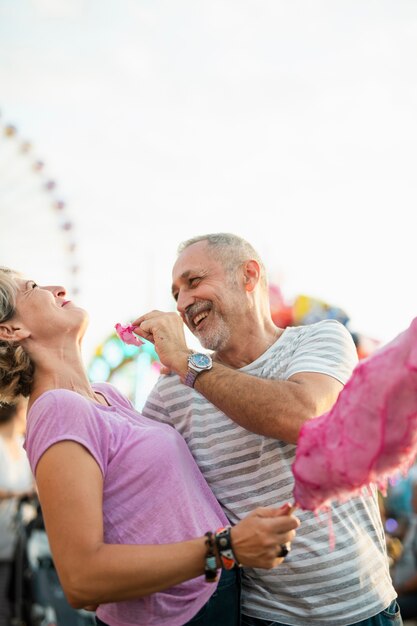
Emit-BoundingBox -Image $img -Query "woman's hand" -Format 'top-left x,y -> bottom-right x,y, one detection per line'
230,505 -> 300,569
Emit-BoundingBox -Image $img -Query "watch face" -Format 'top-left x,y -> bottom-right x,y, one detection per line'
190,353 -> 212,369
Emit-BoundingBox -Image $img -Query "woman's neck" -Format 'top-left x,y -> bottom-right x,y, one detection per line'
28,344 -> 97,408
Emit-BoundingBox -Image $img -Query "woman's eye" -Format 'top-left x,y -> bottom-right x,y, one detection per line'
31,282 -> 38,289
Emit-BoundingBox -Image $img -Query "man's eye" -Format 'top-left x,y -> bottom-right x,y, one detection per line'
189,277 -> 200,286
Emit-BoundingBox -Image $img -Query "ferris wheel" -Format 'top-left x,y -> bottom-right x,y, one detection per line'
0,111 -> 81,295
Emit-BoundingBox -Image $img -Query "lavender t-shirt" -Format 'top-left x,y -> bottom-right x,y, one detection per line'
24,383 -> 228,626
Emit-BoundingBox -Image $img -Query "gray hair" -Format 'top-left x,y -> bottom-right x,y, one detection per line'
177,233 -> 268,289
0,268 -> 34,402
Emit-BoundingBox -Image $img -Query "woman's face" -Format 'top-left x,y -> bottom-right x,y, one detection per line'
11,278 -> 88,344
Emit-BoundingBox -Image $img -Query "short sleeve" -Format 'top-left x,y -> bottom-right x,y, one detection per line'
24,391 -> 109,477
286,320 -> 358,384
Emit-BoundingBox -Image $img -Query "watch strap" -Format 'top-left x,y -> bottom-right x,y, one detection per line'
184,369 -> 198,388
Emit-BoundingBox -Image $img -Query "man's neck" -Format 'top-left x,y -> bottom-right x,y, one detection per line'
214,325 -> 284,369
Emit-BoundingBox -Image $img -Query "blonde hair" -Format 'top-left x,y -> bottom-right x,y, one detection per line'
0,268 -> 34,402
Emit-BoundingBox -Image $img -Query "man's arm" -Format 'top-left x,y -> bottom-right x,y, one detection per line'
133,311 -> 347,444
193,364 -> 342,443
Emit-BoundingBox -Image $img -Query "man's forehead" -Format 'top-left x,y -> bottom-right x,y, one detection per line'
173,242 -> 210,274
171,259 -> 207,287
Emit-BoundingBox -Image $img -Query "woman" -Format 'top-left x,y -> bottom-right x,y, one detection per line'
0,268 -> 299,626
0,397 -> 34,626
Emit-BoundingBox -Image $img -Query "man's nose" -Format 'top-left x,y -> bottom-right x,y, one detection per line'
176,290 -> 194,317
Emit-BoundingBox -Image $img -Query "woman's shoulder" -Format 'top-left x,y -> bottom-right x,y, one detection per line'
92,382 -> 135,410
29,384 -> 131,411
28,388 -> 93,417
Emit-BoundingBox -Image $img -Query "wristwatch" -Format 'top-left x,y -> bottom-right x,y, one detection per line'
184,352 -> 213,388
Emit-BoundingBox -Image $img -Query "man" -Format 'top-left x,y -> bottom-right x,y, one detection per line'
135,233 -> 399,626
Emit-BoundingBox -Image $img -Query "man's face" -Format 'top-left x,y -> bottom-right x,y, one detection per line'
172,241 -> 245,352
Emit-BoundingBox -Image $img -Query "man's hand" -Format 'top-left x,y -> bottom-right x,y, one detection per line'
131,311 -> 190,377
230,506 -> 300,569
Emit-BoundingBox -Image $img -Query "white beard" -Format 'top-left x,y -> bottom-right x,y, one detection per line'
194,312 -> 231,352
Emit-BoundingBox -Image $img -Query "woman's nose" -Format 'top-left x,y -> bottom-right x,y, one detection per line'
44,285 -> 67,298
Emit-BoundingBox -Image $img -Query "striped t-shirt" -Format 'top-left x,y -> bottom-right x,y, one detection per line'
142,319 -> 396,625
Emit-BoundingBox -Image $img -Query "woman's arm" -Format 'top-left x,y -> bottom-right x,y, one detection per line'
36,440 -> 299,609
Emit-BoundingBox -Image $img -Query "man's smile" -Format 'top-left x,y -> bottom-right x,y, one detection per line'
186,302 -> 213,330
193,310 -> 210,328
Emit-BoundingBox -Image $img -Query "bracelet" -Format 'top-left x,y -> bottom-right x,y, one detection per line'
215,525 -> 240,570
204,532 -> 218,583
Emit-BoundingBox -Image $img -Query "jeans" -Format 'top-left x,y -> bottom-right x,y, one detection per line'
95,567 -> 241,626
184,567 -> 240,625
241,599 -> 403,626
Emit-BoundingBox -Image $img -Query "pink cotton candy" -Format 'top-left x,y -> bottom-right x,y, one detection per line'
292,317 -> 417,512
115,323 -> 144,347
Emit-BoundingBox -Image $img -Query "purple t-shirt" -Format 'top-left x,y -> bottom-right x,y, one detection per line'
24,383 -> 228,626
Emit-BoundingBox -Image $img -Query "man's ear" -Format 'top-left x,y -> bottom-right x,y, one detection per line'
0,323 -> 30,343
242,260 -> 261,292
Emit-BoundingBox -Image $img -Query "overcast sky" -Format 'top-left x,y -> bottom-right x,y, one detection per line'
1,0 -> 416,362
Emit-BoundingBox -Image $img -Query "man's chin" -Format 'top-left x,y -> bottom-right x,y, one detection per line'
196,329 -> 230,353
194,330 -> 209,349
192,329 -> 213,350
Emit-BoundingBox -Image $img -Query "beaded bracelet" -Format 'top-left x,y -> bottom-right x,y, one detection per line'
204,531 -> 218,582
215,525 -> 240,570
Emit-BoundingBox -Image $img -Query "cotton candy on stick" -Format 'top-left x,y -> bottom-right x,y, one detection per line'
115,323 -> 144,347
292,317 -> 417,512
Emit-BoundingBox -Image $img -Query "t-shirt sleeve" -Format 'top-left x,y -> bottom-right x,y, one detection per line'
286,319 -> 358,384
24,392 -> 108,477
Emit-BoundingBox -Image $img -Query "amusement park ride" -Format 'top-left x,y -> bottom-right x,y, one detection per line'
0,111 -> 81,297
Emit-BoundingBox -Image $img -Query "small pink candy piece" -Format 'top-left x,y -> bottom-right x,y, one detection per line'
115,323 -> 143,347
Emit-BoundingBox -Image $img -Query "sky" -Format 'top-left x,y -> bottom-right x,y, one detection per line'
0,0 -> 416,363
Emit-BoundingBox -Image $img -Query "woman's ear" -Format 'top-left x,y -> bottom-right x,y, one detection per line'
0,323 -> 30,342
242,260 -> 261,292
